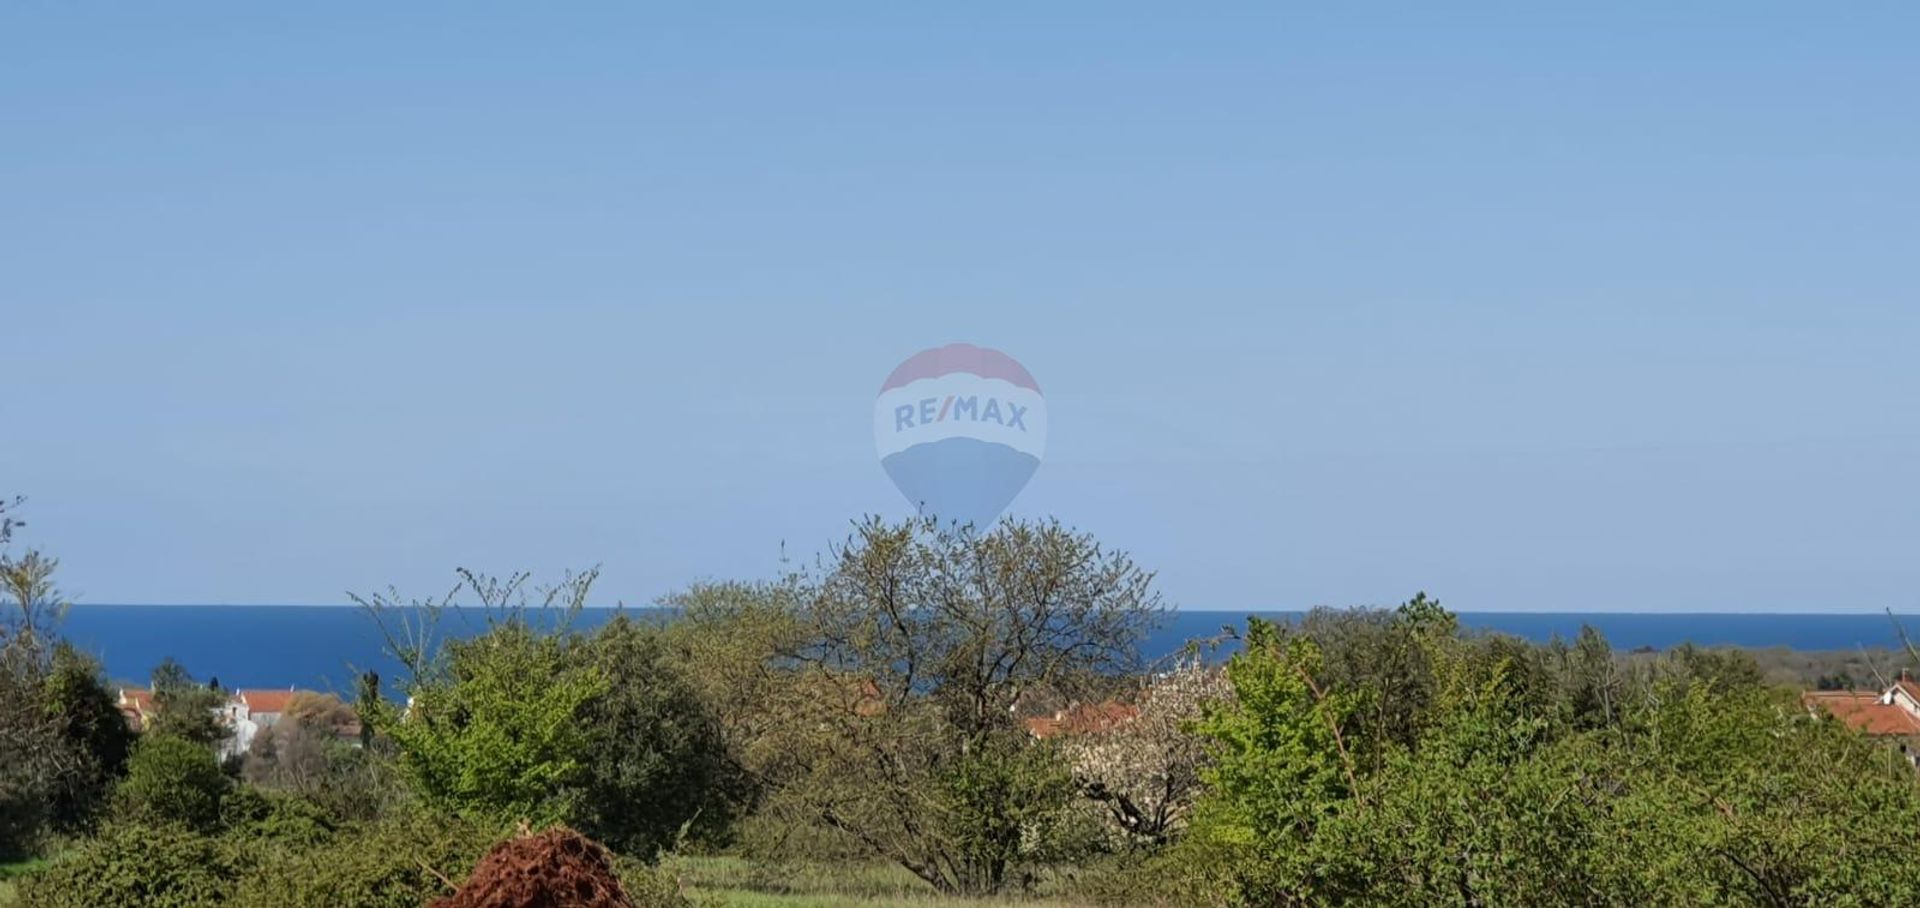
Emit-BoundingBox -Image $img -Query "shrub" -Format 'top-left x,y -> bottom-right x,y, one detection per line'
231,806 -> 503,908
611,853 -> 698,908
12,822 -> 245,908
116,734 -> 229,832
370,605 -> 607,827
218,785 -> 337,846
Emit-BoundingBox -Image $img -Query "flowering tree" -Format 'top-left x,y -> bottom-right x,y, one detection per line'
1065,658 -> 1231,846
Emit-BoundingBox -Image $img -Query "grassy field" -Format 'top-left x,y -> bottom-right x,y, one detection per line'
670,856 -> 1096,907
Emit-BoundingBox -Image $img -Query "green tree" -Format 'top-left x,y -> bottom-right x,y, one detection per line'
1187,618 -> 1361,903
146,658 -> 227,748
43,642 -> 135,832
573,614 -> 734,858
0,533 -> 70,859
373,618 -> 605,826
743,517 -> 1163,895
116,734 -> 230,832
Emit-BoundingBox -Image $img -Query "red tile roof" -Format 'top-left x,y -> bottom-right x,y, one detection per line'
238,689 -> 299,714
1025,701 -> 1141,739
1803,691 -> 1920,737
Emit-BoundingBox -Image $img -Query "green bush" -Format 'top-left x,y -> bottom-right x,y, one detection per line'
115,734 -> 229,832
611,853 -> 698,908
12,822 -> 245,908
231,806 -> 501,908
218,785 -> 337,846
19,800 -> 503,908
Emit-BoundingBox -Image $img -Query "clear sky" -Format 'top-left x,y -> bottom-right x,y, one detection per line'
3,4 -> 1915,612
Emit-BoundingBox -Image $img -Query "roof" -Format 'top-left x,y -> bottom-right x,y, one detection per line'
237,689 -> 299,714
1025,701 -> 1141,739
1803,691 -> 1920,737
119,689 -> 154,712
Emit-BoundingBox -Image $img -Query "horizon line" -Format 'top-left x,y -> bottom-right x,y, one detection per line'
59,602 -> 1920,617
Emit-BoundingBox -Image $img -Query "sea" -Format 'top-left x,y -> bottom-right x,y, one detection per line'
50,605 -> 1920,696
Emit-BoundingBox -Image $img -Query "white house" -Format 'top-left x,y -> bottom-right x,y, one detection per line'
218,689 -> 299,760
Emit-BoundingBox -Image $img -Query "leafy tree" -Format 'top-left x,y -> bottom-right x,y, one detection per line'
146,658 -> 228,748
43,642 -> 135,832
1187,618 -> 1361,903
0,638 -> 60,860
573,614 -> 734,858
1555,623 -> 1622,729
373,618 -> 604,826
1177,596 -> 1920,906
116,733 -> 230,833
364,570 -> 737,851
0,537 -> 71,859
745,517 -> 1164,895
0,549 -> 65,646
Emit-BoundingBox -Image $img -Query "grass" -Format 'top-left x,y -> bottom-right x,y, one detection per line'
669,856 -> 1097,907
0,860 -> 48,905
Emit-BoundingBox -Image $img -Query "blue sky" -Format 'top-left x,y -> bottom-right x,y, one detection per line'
3,4 -> 1915,612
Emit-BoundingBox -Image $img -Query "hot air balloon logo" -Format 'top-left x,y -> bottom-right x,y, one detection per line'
874,343 -> 1047,529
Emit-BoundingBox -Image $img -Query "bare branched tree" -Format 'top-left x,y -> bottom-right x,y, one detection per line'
354,566 -> 601,689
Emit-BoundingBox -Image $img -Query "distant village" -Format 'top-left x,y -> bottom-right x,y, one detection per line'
107,674 -> 1920,766
115,686 -> 363,762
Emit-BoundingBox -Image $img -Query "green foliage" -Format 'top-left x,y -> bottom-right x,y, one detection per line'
374,618 -> 606,826
1180,595 -> 1920,906
116,734 -> 230,833
1188,618 -> 1359,902
936,737 -> 1081,891
738,517 -> 1162,896
575,614 -> 736,858
365,573 -> 748,856
611,853 -> 700,908
230,807 -> 503,908
14,802 -> 501,908
0,643 -> 59,861
12,822 -> 244,908
146,658 -> 228,747
218,785 -> 338,846
43,642 -> 134,832
0,547 -> 68,860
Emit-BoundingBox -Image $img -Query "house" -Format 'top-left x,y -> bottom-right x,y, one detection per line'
221,688 -> 300,760
116,685 -> 360,760
1802,677 -> 1920,763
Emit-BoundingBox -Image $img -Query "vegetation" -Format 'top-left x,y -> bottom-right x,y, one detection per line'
115,733 -> 231,833
1168,600 -> 1920,906
702,517 -> 1161,896
4,507 -> 1920,907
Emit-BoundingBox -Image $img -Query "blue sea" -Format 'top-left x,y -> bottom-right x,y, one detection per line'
53,605 -> 1920,696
